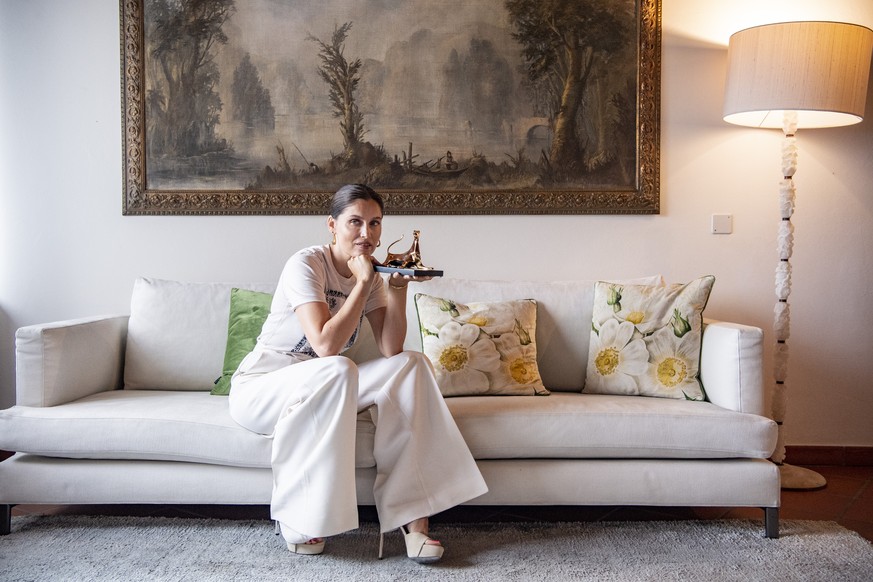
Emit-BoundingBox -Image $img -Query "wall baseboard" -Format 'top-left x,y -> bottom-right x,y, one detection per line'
786,446 -> 873,467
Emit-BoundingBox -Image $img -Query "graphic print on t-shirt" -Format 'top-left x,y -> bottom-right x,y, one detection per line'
291,287 -> 362,357
325,289 -> 345,311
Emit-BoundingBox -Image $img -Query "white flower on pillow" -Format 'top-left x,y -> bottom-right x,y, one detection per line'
612,291 -> 666,336
641,328 -> 704,400
422,298 -> 494,332
489,332 -> 544,392
587,319 -> 649,395
417,298 -> 458,333
422,321 -> 501,396
466,303 -> 517,336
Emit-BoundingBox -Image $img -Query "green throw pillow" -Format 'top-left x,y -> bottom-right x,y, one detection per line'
211,288 -> 273,395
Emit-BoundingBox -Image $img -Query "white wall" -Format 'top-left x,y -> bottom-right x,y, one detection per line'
1,0 -> 872,446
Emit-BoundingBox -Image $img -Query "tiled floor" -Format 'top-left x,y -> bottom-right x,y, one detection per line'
7,464 -> 872,542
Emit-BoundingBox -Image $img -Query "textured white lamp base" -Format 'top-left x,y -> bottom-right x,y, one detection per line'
779,463 -> 827,490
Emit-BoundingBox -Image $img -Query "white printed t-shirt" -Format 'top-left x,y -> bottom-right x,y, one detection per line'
255,244 -> 387,360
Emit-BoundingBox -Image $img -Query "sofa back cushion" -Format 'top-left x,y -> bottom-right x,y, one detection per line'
124,278 -> 275,391
122,275 -> 660,392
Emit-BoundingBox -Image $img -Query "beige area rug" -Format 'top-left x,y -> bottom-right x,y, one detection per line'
1,516 -> 872,581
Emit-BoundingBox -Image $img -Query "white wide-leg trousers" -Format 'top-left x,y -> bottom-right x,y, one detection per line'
228,350 -> 487,543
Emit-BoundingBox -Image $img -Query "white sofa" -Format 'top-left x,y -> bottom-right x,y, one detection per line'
0,277 -> 780,537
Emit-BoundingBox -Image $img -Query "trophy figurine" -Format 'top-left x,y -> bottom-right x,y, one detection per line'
374,230 -> 444,277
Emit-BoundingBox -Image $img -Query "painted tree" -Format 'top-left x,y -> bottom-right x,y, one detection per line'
505,0 -> 632,172
231,53 -> 275,130
465,38 -> 514,134
308,22 -> 365,165
146,0 -> 236,157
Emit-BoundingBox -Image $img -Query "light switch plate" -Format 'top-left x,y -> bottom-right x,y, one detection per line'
711,214 -> 733,234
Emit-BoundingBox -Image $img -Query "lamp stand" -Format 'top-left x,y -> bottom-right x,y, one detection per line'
771,112 -> 826,491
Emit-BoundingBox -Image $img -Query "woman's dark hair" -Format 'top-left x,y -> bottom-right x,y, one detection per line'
329,184 -> 384,218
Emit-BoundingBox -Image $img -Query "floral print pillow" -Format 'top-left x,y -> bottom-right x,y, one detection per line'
414,294 -> 549,397
585,276 -> 715,400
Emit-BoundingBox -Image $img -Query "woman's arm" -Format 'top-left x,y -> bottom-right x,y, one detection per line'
294,256 -> 373,357
367,276 -> 409,357
368,273 -> 432,357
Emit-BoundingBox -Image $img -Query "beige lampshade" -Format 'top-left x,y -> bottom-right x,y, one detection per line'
724,21 -> 873,128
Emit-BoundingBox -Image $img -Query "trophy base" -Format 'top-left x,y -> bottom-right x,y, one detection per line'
374,265 -> 444,277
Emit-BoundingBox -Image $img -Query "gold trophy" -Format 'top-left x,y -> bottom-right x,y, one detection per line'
374,230 -> 444,277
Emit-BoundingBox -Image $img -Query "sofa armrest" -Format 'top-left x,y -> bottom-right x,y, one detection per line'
700,320 -> 765,416
15,315 -> 129,407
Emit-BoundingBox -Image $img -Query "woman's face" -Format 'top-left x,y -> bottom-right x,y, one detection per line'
328,199 -> 383,259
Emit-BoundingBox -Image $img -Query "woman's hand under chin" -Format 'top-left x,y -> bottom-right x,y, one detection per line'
347,254 -> 377,284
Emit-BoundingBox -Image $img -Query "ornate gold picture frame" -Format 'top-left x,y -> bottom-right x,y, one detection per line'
120,0 -> 660,215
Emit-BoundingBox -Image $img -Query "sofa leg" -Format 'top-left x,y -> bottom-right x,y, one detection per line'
764,507 -> 779,539
1,504 -> 12,535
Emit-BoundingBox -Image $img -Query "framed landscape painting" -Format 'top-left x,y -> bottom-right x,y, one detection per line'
120,0 -> 661,215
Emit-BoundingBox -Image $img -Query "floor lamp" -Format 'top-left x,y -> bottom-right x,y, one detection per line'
723,21 -> 873,490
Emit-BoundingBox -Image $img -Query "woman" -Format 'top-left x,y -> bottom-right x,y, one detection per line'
228,184 -> 487,562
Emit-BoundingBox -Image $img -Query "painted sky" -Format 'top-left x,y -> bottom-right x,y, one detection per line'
223,0 -> 512,67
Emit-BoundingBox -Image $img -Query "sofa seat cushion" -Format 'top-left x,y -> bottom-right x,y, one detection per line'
0,390 -> 376,469
446,392 -> 777,460
0,391 -> 776,467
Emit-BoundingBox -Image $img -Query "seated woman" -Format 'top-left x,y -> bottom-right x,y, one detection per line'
228,184 -> 487,562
